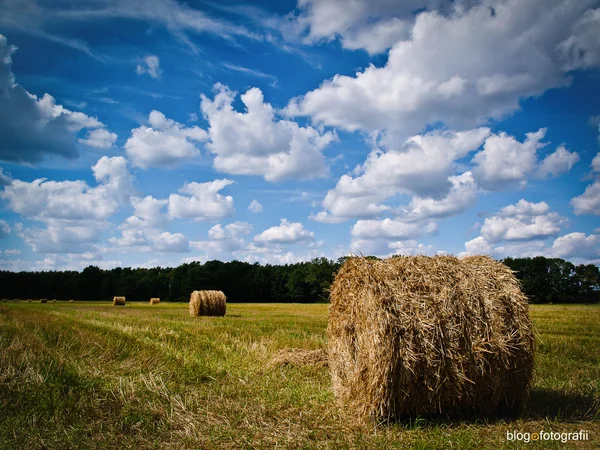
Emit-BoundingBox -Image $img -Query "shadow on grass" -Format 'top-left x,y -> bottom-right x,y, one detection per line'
522,388 -> 599,422
390,388 -> 599,430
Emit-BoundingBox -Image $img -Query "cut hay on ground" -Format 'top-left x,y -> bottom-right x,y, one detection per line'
328,255 -> 535,422
189,290 -> 226,317
113,296 -> 126,306
269,348 -> 328,368
150,297 -> 160,305
40,298 -> 47,303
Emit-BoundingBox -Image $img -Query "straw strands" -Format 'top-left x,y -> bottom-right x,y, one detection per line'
150,298 -> 160,305
328,255 -> 535,422
269,348 -> 328,368
113,296 -> 126,306
189,290 -> 226,317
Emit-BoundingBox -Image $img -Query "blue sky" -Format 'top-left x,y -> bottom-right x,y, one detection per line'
0,0 -> 599,271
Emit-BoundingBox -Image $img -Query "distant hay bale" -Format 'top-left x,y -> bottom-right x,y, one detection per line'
150,297 -> 160,305
189,290 -> 226,317
328,255 -> 535,422
269,348 -> 328,368
40,298 -> 47,303
52,299 -> 56,303
113,296 -> 126,306
27,299 -> 31,302
69,300 -> 74,303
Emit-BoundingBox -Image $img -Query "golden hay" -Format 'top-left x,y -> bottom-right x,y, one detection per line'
40,298 -> 48,303
328,255 -> 535,422
189,290 -> 226,317
150,297 -> 160,305
269,348 -> 328,368
69,300 -> 74,303
113,296 -> 126,306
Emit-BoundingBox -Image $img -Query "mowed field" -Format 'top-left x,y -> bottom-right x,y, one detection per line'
0,302 -> 598,449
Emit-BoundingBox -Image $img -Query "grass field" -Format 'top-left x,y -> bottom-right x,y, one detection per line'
0,302 -> 598,449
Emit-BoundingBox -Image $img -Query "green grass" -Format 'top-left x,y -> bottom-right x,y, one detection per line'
0,302 -> 598,449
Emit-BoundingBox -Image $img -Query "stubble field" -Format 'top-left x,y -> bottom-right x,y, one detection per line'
0,302 -> 598,449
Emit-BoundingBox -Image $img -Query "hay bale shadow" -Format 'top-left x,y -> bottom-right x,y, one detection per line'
373,388 -> 599,428
522,388 -> 600,422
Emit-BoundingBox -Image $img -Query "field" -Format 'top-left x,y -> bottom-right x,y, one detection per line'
0,302 -> 598,449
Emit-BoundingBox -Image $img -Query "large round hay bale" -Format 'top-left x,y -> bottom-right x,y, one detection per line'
113,296 -> 126,306
189,290 -> 226,317
40,298 -> 48,303
150,297 -> 160,305
328,255 -> 534,422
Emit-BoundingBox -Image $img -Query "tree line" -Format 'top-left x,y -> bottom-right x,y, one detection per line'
0,256 -> 597,304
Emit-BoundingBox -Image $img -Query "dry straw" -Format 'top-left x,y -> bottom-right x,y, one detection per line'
113,296 -> 126,306
150,297 -> 161,305
328,255 -> 535,422
189,290 -> 226,317
269,348 -> 328,368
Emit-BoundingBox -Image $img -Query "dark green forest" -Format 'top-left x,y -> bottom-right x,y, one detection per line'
0,256 -> 598,304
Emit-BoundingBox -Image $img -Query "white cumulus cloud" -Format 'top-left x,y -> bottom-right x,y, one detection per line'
125,110 -> 208,169
287,1 -> 600,137
254,218 -> 314,244
168,179 -> 235,221
480,199 -> 568,243
201,84 -> 337,181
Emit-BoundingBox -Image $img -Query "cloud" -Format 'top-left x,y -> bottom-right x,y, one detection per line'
536,145 -> 580,178
200,84 -> 337,181
593,152 -> 600,173
352,219 -> 437,240
124,110 -> 208,169
0,34 -> 117,163
1,156 -> 134,253
287,1 -> 600,136
400,171 -> 478,221
167,179 -> 235,221
0,0 -> 261,56
0,219 -> 10,238
248,199 -> 263,213
461,231 -> 600,265
313,128 -> 489,222
480,199 -> 568,242
121,196 -> 168,230
471,128 -> 548,190
570,152 -> 600,215
0,167 -> 12,185
136,55 -> 161,79
222,63 -> 278,83
551,232 -> 600,261
190,221 -> 253,256
571,180 -> 600,215
254,218 -> 314,244
350,219 -> 437,256
78,128 -> 118,148
109,229 -> 189,253
289,0 -> 440,54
